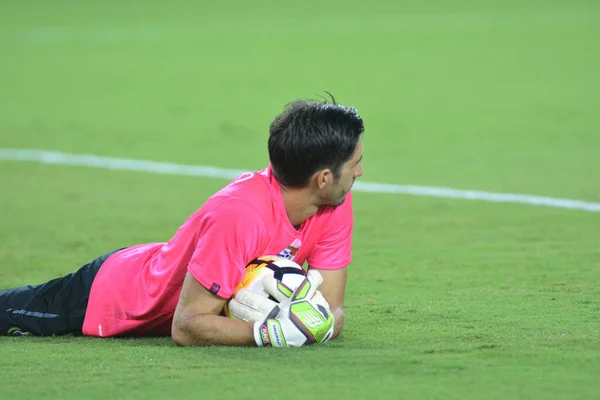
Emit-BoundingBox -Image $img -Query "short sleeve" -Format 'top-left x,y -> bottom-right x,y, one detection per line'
307,192 -> 354,270
187,200 -> 266,299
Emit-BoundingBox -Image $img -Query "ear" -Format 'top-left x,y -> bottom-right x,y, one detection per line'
314,168 -> 334,189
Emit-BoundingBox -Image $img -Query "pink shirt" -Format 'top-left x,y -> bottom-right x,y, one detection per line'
82,165 -> 353,337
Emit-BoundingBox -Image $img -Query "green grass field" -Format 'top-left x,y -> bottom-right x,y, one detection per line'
1,1 -> 599,399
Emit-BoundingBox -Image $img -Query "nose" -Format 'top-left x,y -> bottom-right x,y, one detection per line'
355,164 -> 363,178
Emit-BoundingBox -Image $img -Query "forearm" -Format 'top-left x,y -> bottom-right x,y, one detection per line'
172,313 -> 256,347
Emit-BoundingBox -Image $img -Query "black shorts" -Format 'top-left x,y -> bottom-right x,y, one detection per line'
0,248 -> 123,336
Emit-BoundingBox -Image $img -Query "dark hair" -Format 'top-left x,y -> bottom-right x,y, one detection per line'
268,95 -> 364,188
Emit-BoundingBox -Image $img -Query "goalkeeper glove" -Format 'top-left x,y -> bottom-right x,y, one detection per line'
253,270 -> 334,347
226,288 -> 278,322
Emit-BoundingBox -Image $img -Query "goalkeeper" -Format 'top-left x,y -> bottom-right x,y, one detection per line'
0,96 -> 365,348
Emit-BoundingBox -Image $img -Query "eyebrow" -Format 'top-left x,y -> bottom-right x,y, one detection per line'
354,155 -> 363,166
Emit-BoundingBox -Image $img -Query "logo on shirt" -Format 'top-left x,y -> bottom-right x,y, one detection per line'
210,283 -> 221,295
278,239 -> 301,261
234,172 -> 254,183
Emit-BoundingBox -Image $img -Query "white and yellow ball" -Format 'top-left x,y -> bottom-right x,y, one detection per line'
224,255 -> 307,319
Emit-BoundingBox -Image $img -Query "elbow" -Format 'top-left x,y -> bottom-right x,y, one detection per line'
171,316 -> 207,347
332,322 -> 344,340
331,307 -> 345,339
171,320 -> 192,347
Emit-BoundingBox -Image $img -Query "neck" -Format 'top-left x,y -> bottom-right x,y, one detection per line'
279,184 -> 320,227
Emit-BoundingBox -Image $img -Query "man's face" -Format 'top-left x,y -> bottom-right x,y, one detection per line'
326,138 -> 364,206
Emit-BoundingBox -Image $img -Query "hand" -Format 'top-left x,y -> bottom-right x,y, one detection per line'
226,288 -> 278,322
253,270 -> 335,347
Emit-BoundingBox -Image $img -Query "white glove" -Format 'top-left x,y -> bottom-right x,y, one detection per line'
253,270 -> 335,347
226,288 -> 278,322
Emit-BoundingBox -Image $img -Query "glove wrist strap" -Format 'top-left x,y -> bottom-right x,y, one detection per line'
253,321 -> 267,347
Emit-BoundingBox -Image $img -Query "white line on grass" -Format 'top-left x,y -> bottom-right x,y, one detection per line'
1,148 -> 599,213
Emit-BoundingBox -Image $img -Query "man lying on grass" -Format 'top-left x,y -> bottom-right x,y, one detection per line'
0,96 -> 365,348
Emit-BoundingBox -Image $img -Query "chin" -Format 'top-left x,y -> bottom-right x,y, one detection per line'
330,194 -> 348,207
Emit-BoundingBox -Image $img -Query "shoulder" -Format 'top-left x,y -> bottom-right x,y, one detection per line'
199,196 -> 264,226
209,166 -> 282,219
196,170 -> 273,224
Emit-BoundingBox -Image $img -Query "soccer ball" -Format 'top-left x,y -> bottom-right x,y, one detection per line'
224,255 -> 307,319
